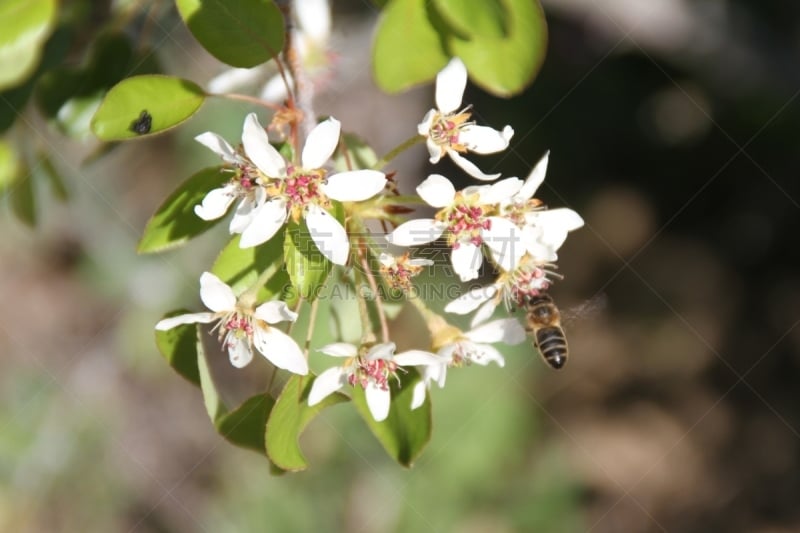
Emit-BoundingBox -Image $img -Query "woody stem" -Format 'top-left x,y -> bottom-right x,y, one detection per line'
359,239 -> 390,343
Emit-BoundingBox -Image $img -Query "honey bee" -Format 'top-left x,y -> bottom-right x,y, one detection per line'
524,293 -> 569,370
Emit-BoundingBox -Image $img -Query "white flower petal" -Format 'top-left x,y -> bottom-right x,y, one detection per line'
378,253 -> 394,267
411,381 -> 427,410
260,72 -> 293,103
308,366 -> 348,406
228,194 -> 260,234
520,224 -> 558,260
295,0 -> 331,42
387,219 -> 444,246
484,217 -> 525,273
302,117 -> 340,169
444,285 -> 498,315
365,382 -> 391,422
323,170 -> 386,201
394,351 -> 441,368
462,184 -> 489,197
155,312 -> 216,330
425,137 -> 444,164
437,344 -> 457,365
227,336 -> 254,368
462,341 -> 505,367
470,298 -> 500,328
194,186 -> 236,221
319,342 -> 358,357
366,342 -> 397,361
253,326 -> 308,375
243,113 -> 286,177
451,242 -> 482,282
260,73 -> 294,105
408,258 -> 434,267
481,177 -> 523,205
207,66 -> 264,94
199,272 -> 236,312
460,124 -> 513,154
466,318 -> 526,345
516,151 -> 549,201
532,208 -> 585,233
523,214 -> 575,252
254,300 -> 298,324
239,199 -> 288,248
195,132 -> 239,163
424,360 -> 448,388
448,150 -> 500,181
417,109 -> 436,136
305,204 -> 349,265
435,57 -> 467,114
416,174 -> 456,208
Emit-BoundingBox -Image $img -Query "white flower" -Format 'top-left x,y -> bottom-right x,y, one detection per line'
501,151 -> 584,261
418,57 -> 514,181
193,123 -> 269,234
378,252 -> 433,270
308,342 -> 440,421
410,318 -> 526,409
207,0 -> 333,103
378,252 -> 433,292
387,174 -> 525,281
155,272 -> 308,374
225,113 -> 386,265
444,255 -> 559,327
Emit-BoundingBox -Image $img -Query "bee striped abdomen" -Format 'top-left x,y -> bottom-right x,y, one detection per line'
535,326 -> 568,370
524,293 -> 569,370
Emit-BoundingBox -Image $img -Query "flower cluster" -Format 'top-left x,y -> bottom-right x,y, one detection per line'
308,342 -> 440,421
156,272 -> 308,374
156,56 -> 584,423
195,113 -> 386,265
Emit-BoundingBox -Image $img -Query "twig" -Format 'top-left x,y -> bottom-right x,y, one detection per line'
359,240 -> 390,343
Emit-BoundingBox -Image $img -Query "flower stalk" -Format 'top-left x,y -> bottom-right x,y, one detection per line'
373,134 -> 424,170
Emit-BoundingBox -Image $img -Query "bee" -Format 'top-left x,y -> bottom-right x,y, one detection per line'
524,293 -> 569,370
130,110 -> 152,135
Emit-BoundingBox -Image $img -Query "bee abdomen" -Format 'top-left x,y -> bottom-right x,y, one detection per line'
536,326 -> 568,370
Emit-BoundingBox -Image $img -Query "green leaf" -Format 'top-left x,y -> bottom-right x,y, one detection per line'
0,25 -> 72,134
216,394 -> 275,453
9,167 -> 36,227
266,375 -> 349,471
36,32 -> 161,138
137,167 -> 227,254
0,140 -> 20,191
440,0 -> 547,96
91,75 -> 205,141
352,368 -> 431,467
432,0 -> 509,39
0,0 -> 57,91
284,211 -> 340,301
36,152 -> 69,202
36,33 -> 133,118
373,0 -> 450,93
211,233 -> 290,300
196,330 -> 227,422
176,0 -> 285,68
155,317 -> 282,466
154,316 -> 287,470
154,311 -> 202,386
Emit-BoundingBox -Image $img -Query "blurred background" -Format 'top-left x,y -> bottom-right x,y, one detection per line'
2,0 -> 800,531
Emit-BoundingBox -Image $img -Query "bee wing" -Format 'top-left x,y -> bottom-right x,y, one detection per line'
560,293 -> 607,327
